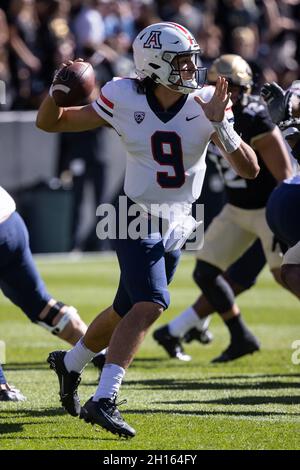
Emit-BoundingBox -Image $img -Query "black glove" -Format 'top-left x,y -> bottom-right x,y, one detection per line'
260,82 -> 293,124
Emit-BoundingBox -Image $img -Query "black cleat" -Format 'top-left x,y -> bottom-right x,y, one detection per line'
47,350 -> 81,416
184,327 -> 214,345
153,325 -> 191,361
211,336 -> 260,363
91,352 -> 106,371
80,396 -> 136,438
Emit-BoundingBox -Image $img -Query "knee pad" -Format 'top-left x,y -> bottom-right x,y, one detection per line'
193,260 -> 223,287
193,260 -> 235,313
281,264 -> 300,290
36,302 -> 79,335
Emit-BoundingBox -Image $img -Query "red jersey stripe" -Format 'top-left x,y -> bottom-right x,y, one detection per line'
100,91 -> 114,109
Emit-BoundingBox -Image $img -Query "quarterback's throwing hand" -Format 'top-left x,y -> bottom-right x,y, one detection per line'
194,76 -> 231,122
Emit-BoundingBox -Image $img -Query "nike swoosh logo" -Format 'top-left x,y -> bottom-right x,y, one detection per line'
101,409 -> 125,428
186,115 -> 200,121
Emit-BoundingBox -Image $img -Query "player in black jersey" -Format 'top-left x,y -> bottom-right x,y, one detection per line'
261,81 -> 300,300
154,55 -> 293,363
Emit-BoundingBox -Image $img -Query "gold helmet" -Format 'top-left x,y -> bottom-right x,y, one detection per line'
208,54 -> 253,92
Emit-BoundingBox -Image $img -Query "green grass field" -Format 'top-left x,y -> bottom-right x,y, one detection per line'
0,253 -> 299,450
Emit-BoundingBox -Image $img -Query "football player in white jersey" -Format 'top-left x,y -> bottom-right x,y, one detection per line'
38,22 -> 259,438
0,186 -> 105,401
153,55 -> 292,364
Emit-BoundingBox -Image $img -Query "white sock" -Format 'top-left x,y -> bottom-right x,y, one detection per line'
168,306 -> 210,338
195,315 -> 211,332
64,338 -> 96,373
93,363 -> 125,401
95,348 -> 107,357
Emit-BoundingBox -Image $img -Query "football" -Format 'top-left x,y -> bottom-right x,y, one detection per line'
51,61 -> 95,107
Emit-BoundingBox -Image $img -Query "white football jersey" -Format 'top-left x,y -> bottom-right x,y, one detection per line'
92,78 -> 232,216
0,186 -> 16,223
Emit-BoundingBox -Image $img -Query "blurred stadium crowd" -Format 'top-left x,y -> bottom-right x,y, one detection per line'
1,0 -> 300,111
1,0 -> 300,253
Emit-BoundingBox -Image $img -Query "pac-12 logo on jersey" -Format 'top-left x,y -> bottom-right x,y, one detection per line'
143,31 -> 162,49
134,112 -> 145,124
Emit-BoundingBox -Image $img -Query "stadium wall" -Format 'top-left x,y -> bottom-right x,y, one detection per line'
0,112 -> 126,197
0,112 -> 126,252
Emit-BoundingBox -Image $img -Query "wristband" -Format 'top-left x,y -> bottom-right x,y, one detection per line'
212,119 -> 242,153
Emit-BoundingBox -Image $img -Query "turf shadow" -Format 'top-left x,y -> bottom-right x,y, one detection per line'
158,395 -> 300,405
121,377 -> 300,391
0,422 -> 24,434
0,434 -> 117,441
201,374 -> 300,380
0,408 -> 66,418
125,408 -> 300,418
4,362 -> 49,371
